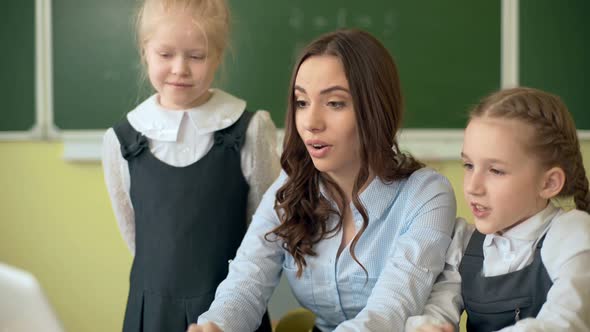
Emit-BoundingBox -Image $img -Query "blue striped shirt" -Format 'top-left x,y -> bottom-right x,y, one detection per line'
198,168 -> 456,331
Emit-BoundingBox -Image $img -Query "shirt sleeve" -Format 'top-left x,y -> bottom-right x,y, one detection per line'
101,128 -> 136,254
404,218 -> 474,332
335,170 -> 457,332
197,172 -> 287,332
497,209 -> 590,332
241,110 -> 281,224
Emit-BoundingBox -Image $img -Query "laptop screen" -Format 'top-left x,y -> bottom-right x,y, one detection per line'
0,263 -> 64,332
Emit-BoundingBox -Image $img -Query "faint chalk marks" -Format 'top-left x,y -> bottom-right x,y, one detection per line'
289,8 -> 304,30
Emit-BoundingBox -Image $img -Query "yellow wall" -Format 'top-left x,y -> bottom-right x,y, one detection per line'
1,141 -> 589,331
0,142 -> 130,332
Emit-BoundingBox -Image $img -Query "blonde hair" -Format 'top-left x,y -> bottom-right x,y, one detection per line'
470,87 -> 590,212
135,0 -> 230,63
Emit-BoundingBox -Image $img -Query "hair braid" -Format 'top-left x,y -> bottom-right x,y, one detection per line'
471,87 -> 590,212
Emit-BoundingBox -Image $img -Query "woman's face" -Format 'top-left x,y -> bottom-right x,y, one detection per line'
294,55 -> 361,181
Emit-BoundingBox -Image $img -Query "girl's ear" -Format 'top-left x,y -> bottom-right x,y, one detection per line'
210,51 -> 223,67
539,166 -> 566,199
140,47 -> 148,66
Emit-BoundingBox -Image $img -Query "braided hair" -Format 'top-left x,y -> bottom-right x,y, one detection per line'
470,87 -> 590,212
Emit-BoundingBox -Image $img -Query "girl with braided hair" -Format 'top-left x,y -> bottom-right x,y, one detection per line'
406,87 -> 590,332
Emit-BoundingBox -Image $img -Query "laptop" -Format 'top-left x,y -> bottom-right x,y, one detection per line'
0,262 -> 65,332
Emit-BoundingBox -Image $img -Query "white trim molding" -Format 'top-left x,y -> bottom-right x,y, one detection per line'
62,129 -> 466,162
46,0 -> 61,140
397,129 -> 464,161
62,131 -> 105,162
501,0 -> 519,88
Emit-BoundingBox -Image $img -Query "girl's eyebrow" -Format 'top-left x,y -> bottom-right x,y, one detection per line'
461,152 -> 509,165
486,159 -> 508,165
154,44 -> 206,52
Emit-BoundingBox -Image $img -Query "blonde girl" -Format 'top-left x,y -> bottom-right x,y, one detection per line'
102,0 -> 278,330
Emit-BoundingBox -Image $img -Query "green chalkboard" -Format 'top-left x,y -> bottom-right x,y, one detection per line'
520,0 -> 589,130
1,0 -> 36,132
51,0 -> 501,130
225,1 -> 500,128
52,0 -> 142,130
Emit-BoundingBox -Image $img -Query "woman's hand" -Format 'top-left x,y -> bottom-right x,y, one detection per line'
415,323 -> 454,332
187,322 -> 223,332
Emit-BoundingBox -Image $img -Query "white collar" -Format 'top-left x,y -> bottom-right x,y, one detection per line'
483,203 -> 559,247
126,89 -> 246,141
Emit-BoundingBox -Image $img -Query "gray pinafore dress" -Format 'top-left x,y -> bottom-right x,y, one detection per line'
459,230 -> 553,332
113,111 -> 272,332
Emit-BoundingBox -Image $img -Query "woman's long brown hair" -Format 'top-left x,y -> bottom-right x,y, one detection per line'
265,29 -> 424,277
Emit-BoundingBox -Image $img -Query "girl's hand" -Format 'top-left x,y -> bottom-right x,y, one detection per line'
187,322 -> 223,332
415,323 -> 454,332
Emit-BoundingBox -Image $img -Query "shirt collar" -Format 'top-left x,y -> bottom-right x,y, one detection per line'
319,176 -> 400,222
185,89 -> 246,134
483,203 -> 558,247
358,177 -> 400,220
126,89 -> 246,141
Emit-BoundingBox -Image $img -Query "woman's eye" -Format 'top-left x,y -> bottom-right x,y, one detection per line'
327,101 -> 346,109
462,162 -> 473,170
295,100 -> 307,109
190,55 -> 205,60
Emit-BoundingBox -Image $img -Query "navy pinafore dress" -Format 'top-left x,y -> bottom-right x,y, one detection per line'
459,230 -> 553,332
113,111 -> 272,332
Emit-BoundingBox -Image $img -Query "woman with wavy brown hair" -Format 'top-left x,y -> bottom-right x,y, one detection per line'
189,29 -> 457,332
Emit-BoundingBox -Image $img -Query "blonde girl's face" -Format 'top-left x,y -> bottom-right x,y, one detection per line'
461,117 -> 549,234
144,14 -> 220,110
